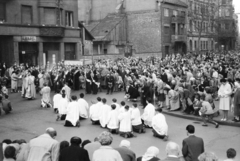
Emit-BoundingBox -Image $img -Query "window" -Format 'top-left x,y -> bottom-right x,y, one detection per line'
44,8 -> 57,25
65,11 -> 73,26
164,26 -> 170,35
164,8 -> 169,17
181,11 -> 185,17
21,5 -> 32,24
206,41 -> 208,50
65,43 -> 76,60
173,10 -> 178,16
0,3 -> 6,22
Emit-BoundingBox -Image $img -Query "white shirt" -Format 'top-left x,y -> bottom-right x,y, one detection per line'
53,93 -> 62,110
152,113 -> 168,136
141,103 -> 155,127
99,104 -> 112,128
65,101 -> 81,126
89,102 -> 103,121
131,108 -> 142,126
118,110 -> 132,132
107,109 -> 119,129
58,97 -> 68,115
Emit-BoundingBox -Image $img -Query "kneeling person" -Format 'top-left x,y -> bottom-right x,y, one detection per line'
152,108 -> 168,141
65,95 -> 80,127
131,103 -> 145,133
107,104 -> 119,134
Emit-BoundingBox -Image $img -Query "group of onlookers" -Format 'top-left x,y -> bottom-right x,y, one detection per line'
0,125 -> 237,161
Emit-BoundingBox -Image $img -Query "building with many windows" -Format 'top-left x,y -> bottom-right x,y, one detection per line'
0,0 -> 81,67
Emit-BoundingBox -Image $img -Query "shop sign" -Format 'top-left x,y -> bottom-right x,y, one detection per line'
21,36 -> 37,42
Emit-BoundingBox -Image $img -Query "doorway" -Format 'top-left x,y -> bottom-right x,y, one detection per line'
19,43 -> 38,66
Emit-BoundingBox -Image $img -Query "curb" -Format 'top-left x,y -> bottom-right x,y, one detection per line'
162,110 -> 240,128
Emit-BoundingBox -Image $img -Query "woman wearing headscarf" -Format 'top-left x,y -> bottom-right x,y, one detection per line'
137,146 -> 160,161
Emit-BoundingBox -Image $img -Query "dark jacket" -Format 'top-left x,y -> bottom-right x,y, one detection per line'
59,145 -> 90,161
115,147 -> 136,161
182,135 -> 204,161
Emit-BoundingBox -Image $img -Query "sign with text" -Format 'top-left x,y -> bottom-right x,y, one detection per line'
21,36 -> 37,42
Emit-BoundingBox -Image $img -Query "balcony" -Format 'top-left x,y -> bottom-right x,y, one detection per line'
218,30 -> 235,38
171,35 -> 187,43
171,16 -> 185,24
39,26 -> 65,37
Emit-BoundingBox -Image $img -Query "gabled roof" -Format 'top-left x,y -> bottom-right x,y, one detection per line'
163,0 -> 188,8
78,22 -> 94,40
90,13 -> 126,41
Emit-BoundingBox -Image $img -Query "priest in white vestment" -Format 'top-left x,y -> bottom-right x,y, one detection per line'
78,93 -> 89,119
40,83 -> 51,108
99,98 -> 112,128
107,104 -> 119,133
65,96 -> 80,127
118,105 -> 134,138
61,83 -> 71,101
57,93 -> 68,121
131,103 -> 145,133
89,97 -> 103,124
152,108 -> 168,140
53,90 -> 62,113
141,99 -> 156,128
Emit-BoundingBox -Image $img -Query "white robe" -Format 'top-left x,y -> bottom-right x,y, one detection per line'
218,83 -> 232,110
99,104 -> 112,127
152,113 -> 168,136
107,109 -> 119,129
58,97 -> 68,115
53,93 -> 62,110
78,98 -> 89,118
89,102 -> 103,121
141,103 -> 155,127
118,111 -> 132,132
65,101 -> 80,126
131,108 -> 142,126
61,85 -> 71,101
40,86 -> 51,103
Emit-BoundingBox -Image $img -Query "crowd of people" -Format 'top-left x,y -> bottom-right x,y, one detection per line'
0,126 -> 237,161
0,51 -> 240,161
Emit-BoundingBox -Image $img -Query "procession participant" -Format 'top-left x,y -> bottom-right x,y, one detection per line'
131,103 -> 145,133
99,98 -> 112,128
232,78 -> 240,122
152,108 -> 168,141
218,78 -> 232,121
56,91 -> 68,121
11,71 -> 18,93
25,71 -> 36,100
85,71 -> 92,94
141,98 -> 155,128
65,95 -> 80,127
73,68 -> 80,90
54,70 -> 64,93
61,82 -> 71,101
53,90 -> 62,113
40,83 -> 52,108
118,105 -> 135,138
107,104 -> 119,134
119,101 -> 126,114
89,97 -> 103,125
106,72 -> 114,95
112,98 -> 120,112
1,95 -> 12,114
79,73 -> 86,89
78,93 -> 89,119
91,71 -> 99,95
38,71 -> 44,89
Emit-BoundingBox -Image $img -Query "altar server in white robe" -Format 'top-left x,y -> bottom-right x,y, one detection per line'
65,95 -> 80,127
53,90 -> 62,113
78,93 -> 89,119
99,98 -> 112,128
152,108 -> 168,140
89,97 -> 103,124
107,104 -> 119,133
40,83 -> 51,108
61,82 -> 71,101
218,78 -> 232,121
112,98 -> 120,112
118,105 -> 134,138
141,98 -> 156,128
56,93 -> 68,121
131,103 -> 145,133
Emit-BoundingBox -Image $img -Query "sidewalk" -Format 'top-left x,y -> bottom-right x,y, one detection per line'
161,101 -> 240,127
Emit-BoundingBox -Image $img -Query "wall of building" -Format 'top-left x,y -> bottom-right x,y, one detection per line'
127,11 -> 162,55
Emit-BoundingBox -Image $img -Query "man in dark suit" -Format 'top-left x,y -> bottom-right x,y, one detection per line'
162,142 -> 182,161
182,125 -> 204,161
59,136 -> 90,161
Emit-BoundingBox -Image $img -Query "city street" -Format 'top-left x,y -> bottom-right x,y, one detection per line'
0,90 -> 239,160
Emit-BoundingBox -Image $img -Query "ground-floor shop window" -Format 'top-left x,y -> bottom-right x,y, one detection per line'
65,43 -> 76,60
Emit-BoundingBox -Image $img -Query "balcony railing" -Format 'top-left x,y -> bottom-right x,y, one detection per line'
171,16 -> 185,24
171,35 -> 187,43
39,26 -> 65,37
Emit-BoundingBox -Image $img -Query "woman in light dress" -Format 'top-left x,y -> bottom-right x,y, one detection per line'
218,78 -> 232,121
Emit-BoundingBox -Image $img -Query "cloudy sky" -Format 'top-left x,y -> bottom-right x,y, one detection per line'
233,0 -> 240,14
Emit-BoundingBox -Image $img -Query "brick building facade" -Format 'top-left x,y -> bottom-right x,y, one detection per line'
0,0 -> 81,67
